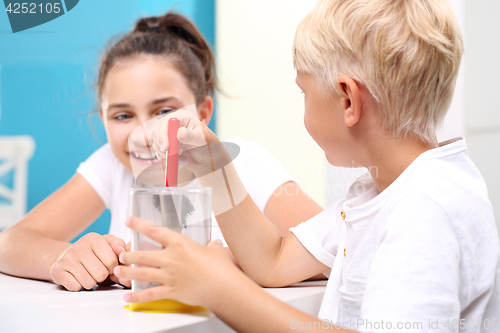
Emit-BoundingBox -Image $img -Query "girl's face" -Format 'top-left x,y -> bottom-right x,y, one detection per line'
100,56 -> 212,174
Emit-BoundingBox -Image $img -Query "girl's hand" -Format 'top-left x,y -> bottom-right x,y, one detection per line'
114,216 -> 238,307
103,235 -> 131,288
50,233 -> 128,291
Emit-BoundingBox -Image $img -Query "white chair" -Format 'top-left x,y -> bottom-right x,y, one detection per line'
0,136 -> 35,230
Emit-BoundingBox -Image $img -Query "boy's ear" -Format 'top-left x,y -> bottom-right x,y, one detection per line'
198,96 -> 214,125
338,75 -> 361,127
99,108 -> 104,122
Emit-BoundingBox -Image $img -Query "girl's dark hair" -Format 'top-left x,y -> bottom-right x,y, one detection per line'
97,13 -> 216,104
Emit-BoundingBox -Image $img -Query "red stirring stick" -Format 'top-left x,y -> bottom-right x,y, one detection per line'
166,118 -> 180,187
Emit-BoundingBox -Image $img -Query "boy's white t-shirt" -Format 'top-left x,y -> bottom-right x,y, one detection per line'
77,137 -> 295,244
291,138 -> 500,332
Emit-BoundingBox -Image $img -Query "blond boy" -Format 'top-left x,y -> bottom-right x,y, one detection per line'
115,0 -> 500,331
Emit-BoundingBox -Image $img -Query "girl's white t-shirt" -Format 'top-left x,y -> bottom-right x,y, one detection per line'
77,137 -> 295,244
291,138 -> 500,331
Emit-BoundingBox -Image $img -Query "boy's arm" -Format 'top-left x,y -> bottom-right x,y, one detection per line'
194,143 -> 328,285
214,190 -> 328,286
118,218 -> 354,333
197,126 -> 329,285
205,262 -> 353,333
154,114 -> 329,285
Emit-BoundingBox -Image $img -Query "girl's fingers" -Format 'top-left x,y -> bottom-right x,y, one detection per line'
114,265 -> 165,285
51,257 -> 97,291
89,241 -> 117,277
107,273 -> 120,285
75,262 -> 98,290
103,234 -> 126,256
95,236 -> 122,274
124,285 -> 171,304
118,277 -> 132,288
108,274 -> 131,288
76,257 -> 102,289
126,216 -> 177,247
81,253 -> 110,284
53,270 -> 82,292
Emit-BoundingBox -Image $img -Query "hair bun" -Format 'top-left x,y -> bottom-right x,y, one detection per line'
157,14 -> 198,44
148,26 -> 163,33
122,12 -> 216,100
134,17 -> 165,34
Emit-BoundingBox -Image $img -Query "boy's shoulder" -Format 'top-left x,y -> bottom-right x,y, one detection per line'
350,139 -> 490,214
398,140 -> 490,215
373,139 -> 486,207
374,139 -> 497,244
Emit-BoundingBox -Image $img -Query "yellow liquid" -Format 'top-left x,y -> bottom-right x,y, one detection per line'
124,299 -> 207,313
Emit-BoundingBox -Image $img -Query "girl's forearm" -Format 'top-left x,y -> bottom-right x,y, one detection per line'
0,226 -> 70,281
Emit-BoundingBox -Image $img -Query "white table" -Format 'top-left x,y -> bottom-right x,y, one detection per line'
0,272 -> 326,333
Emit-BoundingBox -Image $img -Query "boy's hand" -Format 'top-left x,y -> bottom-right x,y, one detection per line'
114,217 -> 239,307
50,233 -> 127,291
150,107 -> 219,176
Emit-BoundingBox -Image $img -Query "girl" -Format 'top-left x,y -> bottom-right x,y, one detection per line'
0,13 -> 322,292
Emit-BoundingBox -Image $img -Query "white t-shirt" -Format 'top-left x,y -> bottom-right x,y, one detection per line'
291,138 -> 500,332
77,137 -> 295,244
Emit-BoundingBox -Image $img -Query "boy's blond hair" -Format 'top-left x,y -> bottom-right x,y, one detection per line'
293,0 -> 464,143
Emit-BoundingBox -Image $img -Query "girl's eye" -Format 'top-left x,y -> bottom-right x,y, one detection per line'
158,109 -> 174,116
114,114 -> 132,121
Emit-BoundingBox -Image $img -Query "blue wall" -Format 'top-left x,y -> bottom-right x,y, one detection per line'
0,0 -> 215,241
